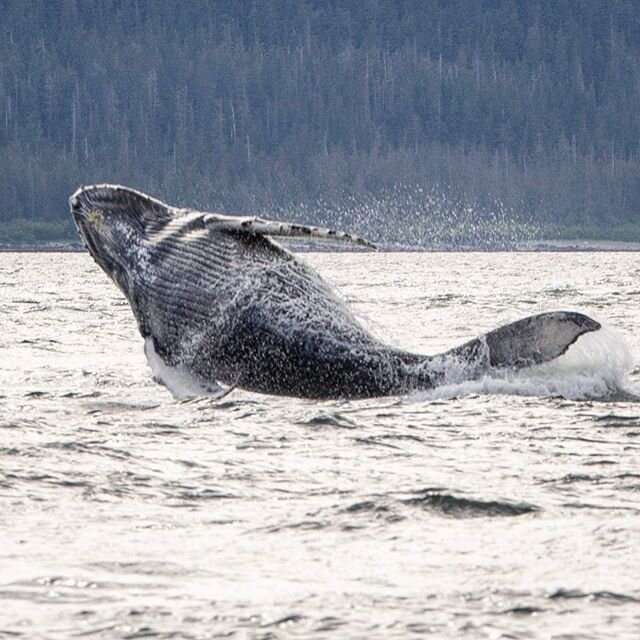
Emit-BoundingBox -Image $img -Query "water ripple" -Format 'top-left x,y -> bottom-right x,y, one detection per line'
2,252 -> 640,639
401,491 -> 541,517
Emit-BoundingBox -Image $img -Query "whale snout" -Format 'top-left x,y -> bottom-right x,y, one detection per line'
69,188 -> 86,219
70,188 -> 102,240
69,185 -> 105,215
69,186 -> 101,226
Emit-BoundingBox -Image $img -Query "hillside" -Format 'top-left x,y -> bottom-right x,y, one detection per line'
2,0 -> 640,244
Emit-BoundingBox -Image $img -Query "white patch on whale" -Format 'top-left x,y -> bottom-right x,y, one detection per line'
144,337 -> 230,400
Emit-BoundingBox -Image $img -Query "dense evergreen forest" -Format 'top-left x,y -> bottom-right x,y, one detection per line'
2,0 -> 640,245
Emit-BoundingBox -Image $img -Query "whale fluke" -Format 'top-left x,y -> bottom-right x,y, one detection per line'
71,184 -> 602,400
443,311 -> 601,372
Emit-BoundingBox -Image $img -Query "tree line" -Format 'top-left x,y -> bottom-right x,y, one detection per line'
2,0 -> 640,245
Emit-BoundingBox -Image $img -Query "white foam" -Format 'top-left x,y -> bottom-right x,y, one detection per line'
408,323 -> 636,402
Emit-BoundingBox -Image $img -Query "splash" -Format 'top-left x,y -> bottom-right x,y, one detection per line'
273,183 -> 540,248
408,323 -> 635,402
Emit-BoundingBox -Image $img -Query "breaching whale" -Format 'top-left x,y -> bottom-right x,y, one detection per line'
70,184 -> 600,399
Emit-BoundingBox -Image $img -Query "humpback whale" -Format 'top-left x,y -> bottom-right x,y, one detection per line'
70,184 -> 600,399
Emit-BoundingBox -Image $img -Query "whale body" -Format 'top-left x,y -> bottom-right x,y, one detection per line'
70,184 -> 601,399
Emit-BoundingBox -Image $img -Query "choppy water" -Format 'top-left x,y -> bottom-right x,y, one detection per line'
1,251 -> 640,639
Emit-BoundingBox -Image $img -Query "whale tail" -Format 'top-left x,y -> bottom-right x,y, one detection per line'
424,311 -> 601,384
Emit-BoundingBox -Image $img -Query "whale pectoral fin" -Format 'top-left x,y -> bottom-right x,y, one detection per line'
203,213 -> 376,249
446,311 -> 601,371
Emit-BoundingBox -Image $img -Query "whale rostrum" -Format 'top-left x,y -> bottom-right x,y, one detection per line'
70,184 -> 601,399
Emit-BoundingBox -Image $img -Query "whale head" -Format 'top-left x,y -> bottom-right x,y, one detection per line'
70,184 -> 173,295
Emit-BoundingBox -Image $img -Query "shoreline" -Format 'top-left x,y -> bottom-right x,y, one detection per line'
3,240 -> 640,253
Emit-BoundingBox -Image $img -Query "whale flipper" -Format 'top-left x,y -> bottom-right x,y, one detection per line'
202,213 -> 376,249
71,184 -> 376,249
443,311 -> 601,372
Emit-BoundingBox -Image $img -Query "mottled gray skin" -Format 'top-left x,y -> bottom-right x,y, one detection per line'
70,184 -> 601,399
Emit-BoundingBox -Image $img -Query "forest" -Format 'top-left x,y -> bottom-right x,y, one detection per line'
1,0 -> 640,245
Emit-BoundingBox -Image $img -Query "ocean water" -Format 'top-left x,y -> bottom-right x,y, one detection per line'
1,251 -> 639,639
